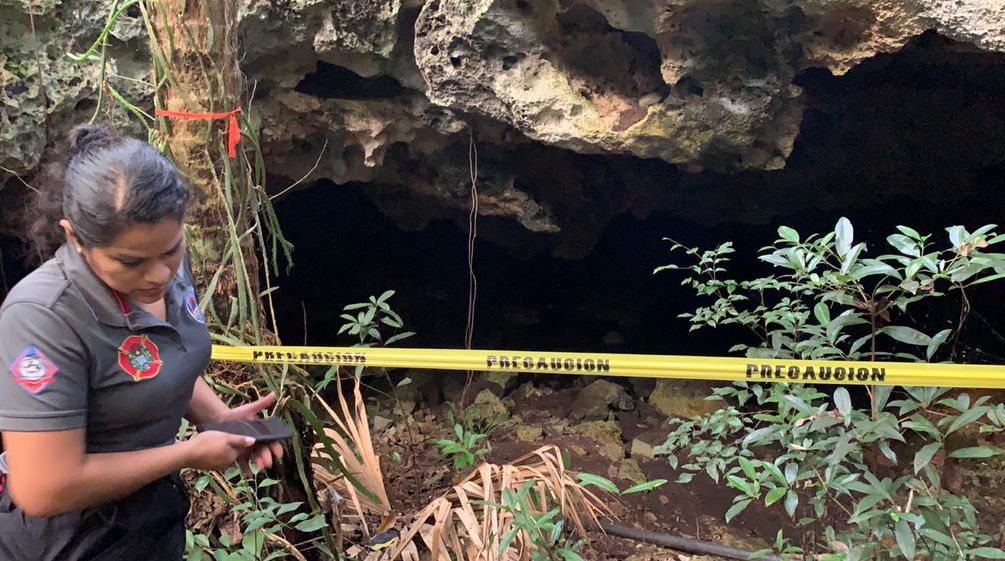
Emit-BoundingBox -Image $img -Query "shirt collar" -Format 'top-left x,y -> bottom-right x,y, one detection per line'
56,243 -> 187,331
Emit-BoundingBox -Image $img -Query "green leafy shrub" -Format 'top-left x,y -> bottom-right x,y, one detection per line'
435,422 -> 491,471
654,220 -> 1005,560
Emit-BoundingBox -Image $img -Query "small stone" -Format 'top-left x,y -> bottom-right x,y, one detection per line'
630,438 -> 656,460
372,415 -> 393,433
548,419 -> 570,435
659,494 -> 670,505
618,459 -> 646,485
568,444 -> 587,456
644,512 -> 658,523
515,425 -> 543,442
573,420 -> 624,461
511,382 -> 543,402
481,371 -> 519,396
649,381 -> 721,418
466,389 -> 509,427
571,380 -> 634,421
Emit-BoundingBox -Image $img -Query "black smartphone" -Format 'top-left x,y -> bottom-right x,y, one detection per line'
196,417 -> 294,443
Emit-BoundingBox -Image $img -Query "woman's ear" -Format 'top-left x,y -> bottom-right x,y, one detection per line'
59,220 -> 83,253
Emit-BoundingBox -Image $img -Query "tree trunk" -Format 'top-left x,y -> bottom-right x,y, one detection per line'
148,0 -> 260,320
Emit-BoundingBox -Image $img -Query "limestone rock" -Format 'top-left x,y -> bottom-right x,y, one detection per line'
630,438 -> 656,460
571,380 -> 634,421
480,370 -> 520,396
572,420 -> 624,461
413,0 -> 1003,172
617,458 -> 646,485
466,389 -> 509,427
515,424 -> 544,442
649,380 -> 722,418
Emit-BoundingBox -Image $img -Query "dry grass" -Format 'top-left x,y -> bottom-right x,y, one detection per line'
311,375 -> 612,561
387,445 -> 611,561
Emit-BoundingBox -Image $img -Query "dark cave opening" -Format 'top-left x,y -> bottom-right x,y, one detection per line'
295,61 -> 411,100
263,32 -> 1005,361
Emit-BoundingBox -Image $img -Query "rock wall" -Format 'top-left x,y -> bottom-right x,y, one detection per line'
1,0 -> 1003,257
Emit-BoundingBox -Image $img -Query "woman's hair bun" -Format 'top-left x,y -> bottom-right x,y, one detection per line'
67,124 -> 113,156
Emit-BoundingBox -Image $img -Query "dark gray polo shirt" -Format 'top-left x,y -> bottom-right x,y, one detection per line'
0,243 -> 211,453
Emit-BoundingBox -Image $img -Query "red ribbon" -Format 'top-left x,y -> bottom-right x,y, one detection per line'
155,107 -> 243,158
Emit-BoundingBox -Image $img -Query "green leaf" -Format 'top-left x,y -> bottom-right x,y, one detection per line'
778,225 -> 800,244
559,549 -> 586,561
927,329 -> 952,361
396,377 -> 413,388
880,326 -> 932,346
835,218 -> 854,257
895,519 -> 915,560
577,473 -> 620,495
814,302 -> 831,326
888,234 -> 920,257
897,225 -> 922,240
834,388 -> 852,418
784,463 -> 798,484
948,406 -> 991,435
498,527 -> 520,554
968,548 -> 1005,559
385,332 -> 416,346
725,499 -> 752,523
738,457 -> 757,480
784,490 -> 799,517
765,487 -> 787,506
622,479 -> 668,495
948,446 -> 995,459
949,225 -> 966,248
913,442 -> 942,474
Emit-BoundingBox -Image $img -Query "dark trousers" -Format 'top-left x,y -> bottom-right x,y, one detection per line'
0,473 -> 189,561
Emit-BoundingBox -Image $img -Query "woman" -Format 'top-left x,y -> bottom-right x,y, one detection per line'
0,125 -> 282,560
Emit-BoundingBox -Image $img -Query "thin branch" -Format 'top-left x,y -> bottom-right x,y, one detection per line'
0,165 -> 39,194
270,138 -> 329,201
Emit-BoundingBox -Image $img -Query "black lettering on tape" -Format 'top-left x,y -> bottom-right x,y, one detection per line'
597,359 -> 610,373
253,351 -> 264,360
585,359 -> 596,372
788,366 -> 800,380
803,366 -> 816,380
835,367 -> 846,381
564,359 -> 575,371
857,368 -> 869,381
551,358 -> 563,371
819,367 -> 832,381
524,357 -> 534,369
872,368 -> 886,382
537,358 -> 548,370
760,365 -> 772,379
487,356 -> 497,368
501,357 -> 511,369
746,364 -> 757,378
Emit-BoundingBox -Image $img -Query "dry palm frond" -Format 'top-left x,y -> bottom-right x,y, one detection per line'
387,445 -> 612,561
312,375 -> 392,537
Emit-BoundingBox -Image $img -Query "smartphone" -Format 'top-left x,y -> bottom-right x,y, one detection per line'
196,417 -> 294,443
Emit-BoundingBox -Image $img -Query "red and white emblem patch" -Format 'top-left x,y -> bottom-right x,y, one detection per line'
9,346 -> 58,393
118,335 -> 163,382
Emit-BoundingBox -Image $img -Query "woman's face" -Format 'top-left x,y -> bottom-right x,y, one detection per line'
62,219 -> 187,304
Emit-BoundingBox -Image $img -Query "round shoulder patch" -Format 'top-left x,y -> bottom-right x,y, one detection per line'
185,287 -> 206,324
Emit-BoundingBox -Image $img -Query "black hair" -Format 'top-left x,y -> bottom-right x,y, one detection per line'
29,124 -> 191,259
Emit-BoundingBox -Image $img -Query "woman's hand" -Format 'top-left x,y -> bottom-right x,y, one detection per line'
184,431 -> 256,471
214,392 -> 285,473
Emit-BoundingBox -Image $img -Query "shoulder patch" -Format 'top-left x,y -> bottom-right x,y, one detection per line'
185,287 -> 205,324
9,346 -> 58,393
118,335 -> 163,381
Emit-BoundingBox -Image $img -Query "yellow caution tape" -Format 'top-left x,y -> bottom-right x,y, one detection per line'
211,345 -> 1005,389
